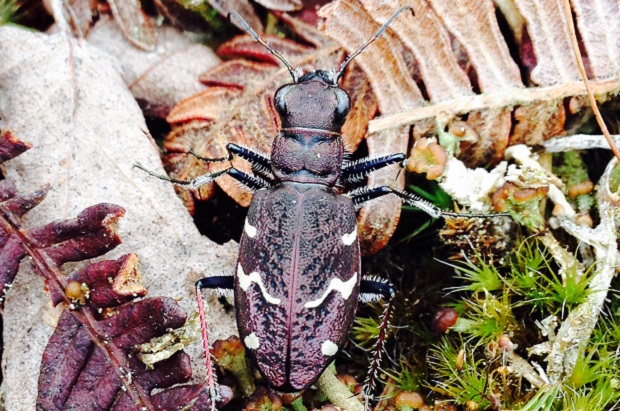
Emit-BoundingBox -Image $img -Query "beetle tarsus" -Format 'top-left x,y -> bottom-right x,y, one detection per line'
133,162 -> 232,190
187,148 -> 231,163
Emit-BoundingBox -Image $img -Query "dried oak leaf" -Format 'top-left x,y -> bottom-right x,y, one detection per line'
163,16 -> 377,212
86,15 -> 220,119
0,26 -> 239,409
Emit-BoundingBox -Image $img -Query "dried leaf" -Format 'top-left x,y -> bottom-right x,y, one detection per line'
86,16 -> 220,118
154,0 -> 264,33
314,0 -> 620,248
571,0 -> 620,79
0,133 -> 232,409
0,26 -> 238,409
163,24 -> 352,208
108,0 -> 157,51
0,128 -> 31,163
321,0 -> 619,155
46,0 -> 157,50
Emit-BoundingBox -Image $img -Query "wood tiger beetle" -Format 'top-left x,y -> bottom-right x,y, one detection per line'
136,7 -> 506,410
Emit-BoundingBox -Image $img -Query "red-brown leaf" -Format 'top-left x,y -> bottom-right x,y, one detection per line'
163,27 -> 350,208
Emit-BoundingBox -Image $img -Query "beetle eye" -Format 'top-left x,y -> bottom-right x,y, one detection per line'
274,84 -> 292,115
334,88 -> 351,120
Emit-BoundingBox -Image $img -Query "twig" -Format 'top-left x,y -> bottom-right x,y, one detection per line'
368,79 -> 620,134
505,145 -> 582,282
317,368 -> 364,411
544,134 -> 620,152
504,350 -> 547,389
562,0 -> 620,161
545,158 -> 619,384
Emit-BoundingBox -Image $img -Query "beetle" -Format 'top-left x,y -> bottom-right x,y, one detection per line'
136,7 -> 504,409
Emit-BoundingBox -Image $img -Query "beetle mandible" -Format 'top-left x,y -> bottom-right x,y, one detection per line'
137,7 -> 504,409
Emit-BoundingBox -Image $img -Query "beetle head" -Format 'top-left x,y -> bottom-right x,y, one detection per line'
274,70 -> 351,132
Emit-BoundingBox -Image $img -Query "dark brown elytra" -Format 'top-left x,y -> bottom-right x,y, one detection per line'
135,6 -> 506,410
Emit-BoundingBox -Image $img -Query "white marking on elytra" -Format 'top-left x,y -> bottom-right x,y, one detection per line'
237,265 -> 281,305
341,227 -> 357,245
244,219 -> 257,238
304,272 -> 357,309
321,340 -> 338,356
244,332 -> 260,349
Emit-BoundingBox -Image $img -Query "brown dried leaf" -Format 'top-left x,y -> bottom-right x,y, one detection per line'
108,0 -> 156,51
571,0 -> 620,79
318,0 -> 619,249
323,0 -> 619,156
47,0 -> 157,50
0,26 -> 238,409
164,26 -> 350,208
154,0 -> 264,33
0,128 -> 31,163
0,133 -> 231,409
86,16 -> 220,118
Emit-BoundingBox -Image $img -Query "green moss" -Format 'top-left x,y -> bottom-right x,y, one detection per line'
503,239 -> 590,315
450,255 -> 503,293
1,0 -> 22,25
451,292 -> 516,343
554,151 -> 589,187
609,162 -> 620,193
178,0 -> 227,31
554,151 -> 595,212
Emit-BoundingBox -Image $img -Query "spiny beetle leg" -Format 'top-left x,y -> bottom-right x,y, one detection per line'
196,275 -> 235,411
342,153 -> 406,183
228,167 -> 272,191
226,143 -> 272,176
347,186 -> 442,218
347,186 -> 510,219
358,277 -> 396,408
190,144 -> 272,179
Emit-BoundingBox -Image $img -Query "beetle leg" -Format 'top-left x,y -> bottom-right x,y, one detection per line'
190,144 -> 273,180
195,275 -> 235,410
341,153 -> 406,183
134,163 -> 273,191
226,143 -> 272,176
133,162 -> 232,190
359,277 -> 396,407
347,185 -> 442,218
347,186 -> 509,218
228,167 -> 272,191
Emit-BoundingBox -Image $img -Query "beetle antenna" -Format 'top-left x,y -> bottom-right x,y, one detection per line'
228,11 -> 300,82
335,6 -> 414,82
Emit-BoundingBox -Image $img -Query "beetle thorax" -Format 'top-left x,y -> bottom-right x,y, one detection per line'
269,72 -> 351,186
